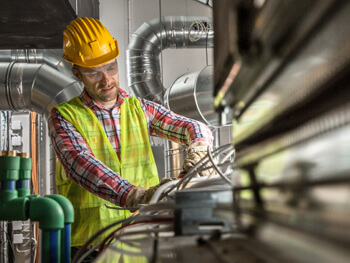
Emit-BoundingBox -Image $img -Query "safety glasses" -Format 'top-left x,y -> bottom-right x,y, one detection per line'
78,60 -> 118,82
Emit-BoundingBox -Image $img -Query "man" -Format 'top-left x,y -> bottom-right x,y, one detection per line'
48,17 -> 213,248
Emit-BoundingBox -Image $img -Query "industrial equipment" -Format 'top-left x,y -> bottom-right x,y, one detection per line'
90,1 -> 350,263
1,0 -> 350,262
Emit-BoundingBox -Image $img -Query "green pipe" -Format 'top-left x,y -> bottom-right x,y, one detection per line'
45,195 -> 74,224
46,195 -> 74,263
29,195 -> 65,263
0,153 -> 70,263
28,195 -> 64,230
17,153 -> 32,198
0,197 -> 29,221
0,152 -> 20,202
0,152 -> 29,221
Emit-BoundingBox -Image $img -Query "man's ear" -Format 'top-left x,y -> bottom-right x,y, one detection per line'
71,68 -> 83,82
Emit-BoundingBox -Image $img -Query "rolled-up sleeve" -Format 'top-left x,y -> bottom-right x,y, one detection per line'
140,98 -> 214,147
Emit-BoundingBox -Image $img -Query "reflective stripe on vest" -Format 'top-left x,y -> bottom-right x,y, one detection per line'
55,97 -> 159,246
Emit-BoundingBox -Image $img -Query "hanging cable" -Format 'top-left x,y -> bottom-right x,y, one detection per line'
72,216 -> 141,263
179,144 -> 234,189
207,147 -> 233,185
160,144 -> 235,199
72,213 -> 172,263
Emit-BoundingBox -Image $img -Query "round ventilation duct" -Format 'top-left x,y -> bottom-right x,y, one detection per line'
165,65 -> 220,127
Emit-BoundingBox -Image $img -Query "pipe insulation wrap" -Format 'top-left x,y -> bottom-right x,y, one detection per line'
0,62 -> 82,119
127,16 -> 213,103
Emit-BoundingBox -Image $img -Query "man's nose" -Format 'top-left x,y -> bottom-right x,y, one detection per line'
101,72 -> 112,84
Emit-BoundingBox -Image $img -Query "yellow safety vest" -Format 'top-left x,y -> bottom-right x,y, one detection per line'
55,97 -> 159,246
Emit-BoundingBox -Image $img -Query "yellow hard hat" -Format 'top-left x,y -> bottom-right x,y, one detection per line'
63,17 -> 119,68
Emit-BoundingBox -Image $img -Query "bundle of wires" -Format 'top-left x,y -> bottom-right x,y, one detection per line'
72,206 -> 175,263
158,143 -> 236,202
73,143 -> 236,263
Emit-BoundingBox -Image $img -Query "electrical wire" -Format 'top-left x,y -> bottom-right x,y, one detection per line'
138,202 -> 176,214
98,217 -> 173,253
77,225 -> 172,263
104,204 -> 136,210
73,215 -> 173,263
75,243 -> 100,263
208,148 -> 233,186
160,144 -> 234,199
1,226 -> 15,263
72,215 -> 142,263
104,224 -> 173,251
14,238 -> 36,253
74,217 -> 174,263
179,144 -> 235,189
149,180 -> 179,204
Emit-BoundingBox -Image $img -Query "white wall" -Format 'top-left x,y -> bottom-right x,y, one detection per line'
99,1 -> 230,178
99,0 -> 129,92
99,0 -> 213,94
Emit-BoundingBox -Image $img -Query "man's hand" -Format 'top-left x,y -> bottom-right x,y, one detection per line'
126,178 -> 177,208
182,141 -> 213,177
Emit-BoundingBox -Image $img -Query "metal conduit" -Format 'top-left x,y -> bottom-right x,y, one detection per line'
127,16 -> 213,103
0,62 -> 82,120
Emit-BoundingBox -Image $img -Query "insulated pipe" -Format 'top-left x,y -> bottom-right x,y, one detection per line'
0,62 -> 82,120
127,16 -> 213,103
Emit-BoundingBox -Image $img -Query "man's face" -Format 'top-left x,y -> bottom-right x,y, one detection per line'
72,60 -> 120,106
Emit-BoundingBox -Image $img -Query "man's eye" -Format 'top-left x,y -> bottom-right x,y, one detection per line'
107,65 -> 117,71
107,67 -> 115,73
89,72 -> 99,77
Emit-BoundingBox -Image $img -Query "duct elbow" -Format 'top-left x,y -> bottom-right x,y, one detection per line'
0,62 -> 82,119
127,16 -> 213,103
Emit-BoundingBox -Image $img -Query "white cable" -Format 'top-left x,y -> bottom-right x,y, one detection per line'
180,144 -> 234,189
208,148 -> 233,186
159,144 -> 235,201
149,180 -> 179,204
139,202 -> 175,214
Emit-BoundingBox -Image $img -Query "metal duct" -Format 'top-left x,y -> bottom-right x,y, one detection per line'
165,65 -> 220,127
127,16 -> 213,103
0,62 -> 82,120
0,49 -> 77,79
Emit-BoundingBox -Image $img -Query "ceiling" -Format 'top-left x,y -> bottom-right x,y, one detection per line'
0,0 -> 77,49
0,0 -> 210,50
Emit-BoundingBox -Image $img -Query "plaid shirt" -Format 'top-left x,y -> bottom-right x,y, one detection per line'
48,88 -> 213,206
